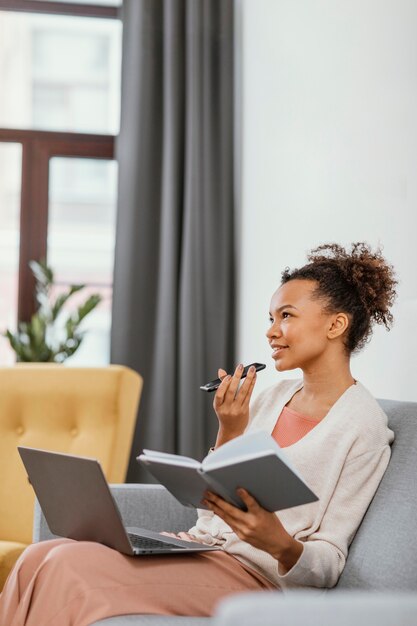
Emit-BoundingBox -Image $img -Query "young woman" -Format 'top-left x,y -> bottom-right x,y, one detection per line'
0,242 -> 397,625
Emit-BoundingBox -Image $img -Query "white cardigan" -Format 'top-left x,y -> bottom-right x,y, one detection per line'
188,379 -> 394,590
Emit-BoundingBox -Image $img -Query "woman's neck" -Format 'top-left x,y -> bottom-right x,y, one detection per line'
300,361 -> 356,407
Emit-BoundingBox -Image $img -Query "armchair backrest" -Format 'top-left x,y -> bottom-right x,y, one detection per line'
0,364 -> 142,544
336,398 -> 417,590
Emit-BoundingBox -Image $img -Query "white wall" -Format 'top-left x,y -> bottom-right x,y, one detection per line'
236,0 -> 417,401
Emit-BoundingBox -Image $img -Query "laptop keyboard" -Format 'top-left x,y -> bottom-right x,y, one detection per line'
127,533 -> 185,551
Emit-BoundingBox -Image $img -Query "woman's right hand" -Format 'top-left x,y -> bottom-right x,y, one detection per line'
213,364 -> 257,448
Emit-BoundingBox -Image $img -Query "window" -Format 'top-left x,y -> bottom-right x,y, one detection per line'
0,11 -> 121,133
0,142 -> 22,364
48,157 -> 118,364
0,0 -> 122,365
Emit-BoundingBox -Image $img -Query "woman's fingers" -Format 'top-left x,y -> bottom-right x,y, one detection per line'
237,488 -> 260,511
160,531 -> 201,543
176,532 -> 200,543
213,368 -> 230,409
225,364 -> 244,400
236,367 -> 257,406
213,374 -> 232,408
203,491 -> 245,524
213,363 -> 256,436
227,364 -> 257,406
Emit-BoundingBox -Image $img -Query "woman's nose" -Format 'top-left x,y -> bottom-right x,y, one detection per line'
266,322 -> 280,339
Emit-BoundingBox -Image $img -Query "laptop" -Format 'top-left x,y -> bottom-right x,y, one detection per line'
18,446 -> 220,556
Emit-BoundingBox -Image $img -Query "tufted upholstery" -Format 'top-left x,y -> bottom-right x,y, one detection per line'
0,364 -> 142,588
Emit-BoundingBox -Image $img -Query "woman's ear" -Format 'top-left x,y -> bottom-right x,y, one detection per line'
328,313 -> 350,340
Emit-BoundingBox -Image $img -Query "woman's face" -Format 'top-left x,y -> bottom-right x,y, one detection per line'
266,279 -> 337,372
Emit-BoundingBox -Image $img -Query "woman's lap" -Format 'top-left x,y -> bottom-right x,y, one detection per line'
0,539 -> 275,626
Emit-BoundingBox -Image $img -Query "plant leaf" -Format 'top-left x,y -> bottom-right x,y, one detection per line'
28,313 -> 47,349
54,332 -> 83,362
7,260 -> 101,363
29,259 -> 53,286
74,293 -> 102,324
51,284 -> 85,321
30,260 -> 53,312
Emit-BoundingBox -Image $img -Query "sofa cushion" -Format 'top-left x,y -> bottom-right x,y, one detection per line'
336,399 -> 417,590
215,591 -> 417,626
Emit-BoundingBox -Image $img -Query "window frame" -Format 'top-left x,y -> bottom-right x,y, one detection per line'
0,1 -> 119,323
0,1 -> 119,20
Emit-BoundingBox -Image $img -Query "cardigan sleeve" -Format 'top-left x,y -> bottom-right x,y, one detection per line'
187,508 -> 230,546
275,444 -> 392,589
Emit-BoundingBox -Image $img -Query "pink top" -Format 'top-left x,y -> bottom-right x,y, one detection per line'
271,405 -> 320,448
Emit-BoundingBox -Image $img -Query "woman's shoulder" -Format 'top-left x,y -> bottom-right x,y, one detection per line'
345,381 -> 390,422
332,380 -> 394,449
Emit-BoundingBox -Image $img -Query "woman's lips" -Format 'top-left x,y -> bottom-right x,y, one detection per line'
272,346 -> 288,358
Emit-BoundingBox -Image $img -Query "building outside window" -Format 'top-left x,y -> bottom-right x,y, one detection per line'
0,0 -> 122,365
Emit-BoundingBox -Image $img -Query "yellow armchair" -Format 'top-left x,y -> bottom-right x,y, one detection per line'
0,364 -> 142,589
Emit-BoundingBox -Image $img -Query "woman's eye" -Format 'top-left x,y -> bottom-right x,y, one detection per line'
282,312 -> 291,319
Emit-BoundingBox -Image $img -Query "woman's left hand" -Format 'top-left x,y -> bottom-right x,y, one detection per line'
203,488 -> 303,570
160,531 -> 201,543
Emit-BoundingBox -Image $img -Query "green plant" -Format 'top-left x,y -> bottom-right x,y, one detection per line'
4,260 -> 102,363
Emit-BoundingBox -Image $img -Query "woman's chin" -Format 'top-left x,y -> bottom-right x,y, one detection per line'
273,357 -> 297,372
274,359 -> 288,372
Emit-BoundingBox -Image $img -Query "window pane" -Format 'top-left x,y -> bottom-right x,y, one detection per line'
47,157 -> 117,365
0,143 -> 22,365
0,12 -> 121,134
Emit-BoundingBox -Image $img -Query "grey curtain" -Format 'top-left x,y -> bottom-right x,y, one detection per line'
111,0 -> 235,481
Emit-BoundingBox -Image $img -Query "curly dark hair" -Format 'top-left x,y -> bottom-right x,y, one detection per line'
281,242 -> 398,354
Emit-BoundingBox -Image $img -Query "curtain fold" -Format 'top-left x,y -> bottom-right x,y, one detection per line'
111,0 -> 235,481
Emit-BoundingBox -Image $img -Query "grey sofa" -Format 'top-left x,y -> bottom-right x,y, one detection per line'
33,399 -> 417,625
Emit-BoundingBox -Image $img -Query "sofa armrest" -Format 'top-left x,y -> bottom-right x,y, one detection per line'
214,591 -> 417,626
33,484 -> 198,542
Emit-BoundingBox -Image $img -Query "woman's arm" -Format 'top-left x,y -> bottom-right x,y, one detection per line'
203,444 -> 392,587
203,488 -> 304,572
188,365 -> 259,542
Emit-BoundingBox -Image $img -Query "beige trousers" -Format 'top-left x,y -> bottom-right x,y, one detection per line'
0,539 -> 276,626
